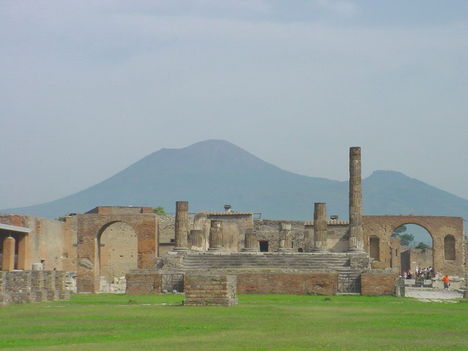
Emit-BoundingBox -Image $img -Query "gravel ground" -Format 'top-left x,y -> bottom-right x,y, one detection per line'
405,287 -> 464,302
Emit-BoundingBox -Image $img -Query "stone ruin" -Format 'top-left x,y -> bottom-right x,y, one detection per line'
1,146 -> 466,303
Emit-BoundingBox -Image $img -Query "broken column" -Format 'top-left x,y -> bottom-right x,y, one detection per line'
348,147 -> 364,251
313,203 -> 328,251
189,229 -> 204,250
208,220 -> 223,251
2,236 -> 15,271
174,201 -> 189,251
278,223 -> 293,252
241,229 -> 258,252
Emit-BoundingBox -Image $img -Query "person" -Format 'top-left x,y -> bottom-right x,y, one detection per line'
442,274 -> 450,289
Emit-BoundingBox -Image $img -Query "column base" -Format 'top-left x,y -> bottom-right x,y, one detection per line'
172,247 -> 189,252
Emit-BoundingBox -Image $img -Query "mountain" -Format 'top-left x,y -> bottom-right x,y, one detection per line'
2,140 -> 468,220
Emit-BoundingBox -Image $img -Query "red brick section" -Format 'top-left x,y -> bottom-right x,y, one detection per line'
126,272 -> 161,294
361,271 -> 398,296
236,272 -> 338,295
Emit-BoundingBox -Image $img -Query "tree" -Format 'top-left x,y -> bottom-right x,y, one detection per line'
153,207 -> 167,216
391,225 -> 407,237
415,242 -> 430,249
391,225 -> 415,246
397,233 -> 415,247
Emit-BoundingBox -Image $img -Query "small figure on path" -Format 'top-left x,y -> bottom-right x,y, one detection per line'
442,275 -> 450,289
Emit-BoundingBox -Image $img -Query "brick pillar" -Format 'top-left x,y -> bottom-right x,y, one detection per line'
55,271 -> 70,300
242,229 -> 258,252
348,147 -> 364,251
313,203 -> 328,252
208,220 -> 223,251
2,236 -> 16,271
174,201 -> 189,251
17,234 -> 31,270
44,271 -> 59,301
31,271 -> 47,302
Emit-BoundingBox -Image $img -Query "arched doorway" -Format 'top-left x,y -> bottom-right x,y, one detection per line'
97,221 -> 138,292
391,224 -> 434,277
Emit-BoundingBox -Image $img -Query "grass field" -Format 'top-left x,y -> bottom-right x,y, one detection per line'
0,294 -> 467,351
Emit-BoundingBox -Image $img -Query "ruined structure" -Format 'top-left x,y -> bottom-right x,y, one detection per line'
1,147 -> 466,298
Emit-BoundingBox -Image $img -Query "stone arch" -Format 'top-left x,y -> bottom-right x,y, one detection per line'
76,212 -> 157,293
444,235 -> 455,260
97,221 -> 138,289
363,216 -> 464,276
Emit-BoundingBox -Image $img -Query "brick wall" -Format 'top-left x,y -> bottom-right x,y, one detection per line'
125,271 -> 161,294
361,271 -> 398,296
0,270 -> 70,306
184,275 -> 237,306
236,272 -> 338,295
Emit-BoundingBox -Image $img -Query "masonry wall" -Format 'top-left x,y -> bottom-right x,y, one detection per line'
361,271 -> 398,296
184,275 -> 237,306
0,270 -> 70,306
254,219 -> 306,252
236,272 -> 338,295
126,271 -> 161,294
363,216 -> 464,276
0,214 -> 76,271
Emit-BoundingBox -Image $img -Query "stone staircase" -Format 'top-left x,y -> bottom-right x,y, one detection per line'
182,253 -> 365,293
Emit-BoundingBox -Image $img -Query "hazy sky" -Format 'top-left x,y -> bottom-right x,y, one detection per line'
1,0 -> 468,209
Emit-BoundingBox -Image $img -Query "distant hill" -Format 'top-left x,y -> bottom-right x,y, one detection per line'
2,140 -> 468,221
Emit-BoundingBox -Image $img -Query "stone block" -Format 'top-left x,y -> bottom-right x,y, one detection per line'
361,271 -> 398,296
184,275 -> 237,306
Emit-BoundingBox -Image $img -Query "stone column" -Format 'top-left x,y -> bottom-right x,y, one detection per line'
174,201 -> 189,251
189,229 -> 204,250
313,203 -> 328,251
241,229 -> 258,252
17,234 -> 31,270
278,223 -> 293,252
208,220 -> 223,251
348,147 -> 364,251
2,236 -> 16,271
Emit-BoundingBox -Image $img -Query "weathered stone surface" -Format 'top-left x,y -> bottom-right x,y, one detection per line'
313,203 -> 328,252
174,201 -> 189,250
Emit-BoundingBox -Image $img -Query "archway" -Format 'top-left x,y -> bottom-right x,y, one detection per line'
391,224 -> 434,277
97,221 -> 138,292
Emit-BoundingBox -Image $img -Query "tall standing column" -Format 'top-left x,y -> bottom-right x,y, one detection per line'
2,236 -> 16,271
313,203 -> 328,251
174,201 -> 189,251
208,220 -> 223,251
348,147 -> 364,251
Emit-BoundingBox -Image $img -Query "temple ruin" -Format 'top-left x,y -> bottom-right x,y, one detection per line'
1,147 -> 466,302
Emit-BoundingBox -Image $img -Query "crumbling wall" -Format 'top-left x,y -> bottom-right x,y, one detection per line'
0,270 -> 70,306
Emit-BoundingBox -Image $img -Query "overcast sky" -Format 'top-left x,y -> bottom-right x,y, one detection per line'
1,0 -> 468,209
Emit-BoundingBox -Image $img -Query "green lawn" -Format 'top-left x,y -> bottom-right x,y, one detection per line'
0,294 -> 467,350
